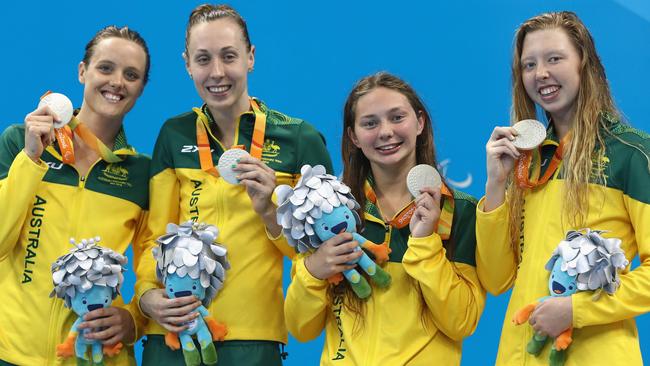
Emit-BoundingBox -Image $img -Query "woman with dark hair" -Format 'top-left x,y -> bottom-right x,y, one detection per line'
284,72 -> 485,365
478,11 -> 650,365
0,25 -> 151,365
136,4 -> 332,365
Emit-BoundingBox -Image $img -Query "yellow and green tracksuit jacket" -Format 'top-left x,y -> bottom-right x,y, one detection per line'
0,124 -> 149,366
285,189 -> 486,365
136,99 -> 333,343
476,122 -> 650,365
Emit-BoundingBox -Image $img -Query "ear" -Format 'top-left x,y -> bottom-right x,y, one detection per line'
78,62 -> 86,84
247,45 -> 256,71
182,52 -> 191,77
347,126 -> 360,148
416,110 -> 425,136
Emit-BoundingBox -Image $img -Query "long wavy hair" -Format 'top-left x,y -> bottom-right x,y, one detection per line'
336,72 -> 446,330
508,11 -> 618,256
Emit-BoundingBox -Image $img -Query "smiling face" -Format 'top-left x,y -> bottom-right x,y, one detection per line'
520,28 -> 582,126
70,285 -> 113,316
77,37 -> 147,122
348,87 -> 424,172
185,18 -> 255,118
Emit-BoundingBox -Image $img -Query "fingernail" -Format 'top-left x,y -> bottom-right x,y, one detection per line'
231,164 -> 236,169
236,158 -> 241,163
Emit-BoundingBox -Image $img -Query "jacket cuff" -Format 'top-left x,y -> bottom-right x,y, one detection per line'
296,256 -> 329,290
404,231 -> 444,261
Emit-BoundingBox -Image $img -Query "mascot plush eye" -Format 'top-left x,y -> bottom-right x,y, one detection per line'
345,214 -> 350,220
322,224 -> 329,231
192,285 -> 197,290
82,298 -> 87,305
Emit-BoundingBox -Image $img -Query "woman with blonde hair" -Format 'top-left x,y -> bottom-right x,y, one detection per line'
478,11 -> 650,365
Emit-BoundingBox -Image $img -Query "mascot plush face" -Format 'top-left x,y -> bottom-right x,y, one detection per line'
70,285 -> 113,316
313,205 -> 356,241
548,257 -> 578,297
165,272 -> 206,301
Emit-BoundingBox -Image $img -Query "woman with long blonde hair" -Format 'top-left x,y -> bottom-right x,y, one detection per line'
478,11 -> 650,365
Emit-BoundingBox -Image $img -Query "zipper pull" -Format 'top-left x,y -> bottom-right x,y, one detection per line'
80,176 -> 86,182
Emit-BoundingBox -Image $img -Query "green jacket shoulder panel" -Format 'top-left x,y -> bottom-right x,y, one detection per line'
150,108 -> 333,177
0,124 -> 26,179
603,125 -> 650,204
361,189 -> 478,266
85,154 -> 151,209
449,190 -> 478,266
150,112 -> 201,176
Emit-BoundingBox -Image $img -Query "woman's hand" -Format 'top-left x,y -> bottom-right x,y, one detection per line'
409,186 -> 441,238
484,126 -> 520,211
139,288 -> 201,333
304,233 -> 363,280
234,155 -> 281,235
23,105 -> 58,162
79,306 -> 135,345
528,296 -> 573,338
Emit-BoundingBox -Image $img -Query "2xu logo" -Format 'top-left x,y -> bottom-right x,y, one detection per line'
46,162 -> 64,170
181,145 -> 214,153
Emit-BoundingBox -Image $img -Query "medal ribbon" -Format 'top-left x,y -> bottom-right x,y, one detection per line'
44,92 -> 126,164
364,180 -> 455,240
515,133 -> 570,189
194,99 -> 267,178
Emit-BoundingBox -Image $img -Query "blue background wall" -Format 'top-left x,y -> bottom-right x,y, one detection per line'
1,1 -> 648,364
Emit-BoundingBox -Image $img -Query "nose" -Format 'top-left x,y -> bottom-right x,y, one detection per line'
378,121 -> 393,139
535,64 -> 549,81
210,59 -> 225,78
109,73 -> 124,88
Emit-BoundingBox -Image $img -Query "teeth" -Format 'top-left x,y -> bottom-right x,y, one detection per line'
208,85 -> 230,93
102,92 -> 122,102
540,86 -> 559,96
377,143 -> 399,151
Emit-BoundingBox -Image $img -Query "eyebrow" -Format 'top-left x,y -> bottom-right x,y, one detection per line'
194,45 -> 239,54
359,106 -> 406,120
521,48 -> 569,60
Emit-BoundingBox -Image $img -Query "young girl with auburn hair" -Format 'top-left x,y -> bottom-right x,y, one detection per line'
478,11 -> 650,365
284,72 -> 485,365
135,4 -> 333,365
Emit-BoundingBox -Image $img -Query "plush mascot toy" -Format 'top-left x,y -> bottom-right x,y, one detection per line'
51,237 -> 127,366
153,221 -> 230,366
513,229 -> 628,366
275,164 -> 391,299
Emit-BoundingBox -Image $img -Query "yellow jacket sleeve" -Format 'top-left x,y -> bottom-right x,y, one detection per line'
265,225 -> 297,259
134,168 -> 180,301
284,256 -> 329,342
573,195 -> 650,328
124,210 -> 150,341
402,232 -> 486,341
475,196 -> 518,295
0,150 -> 48,260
